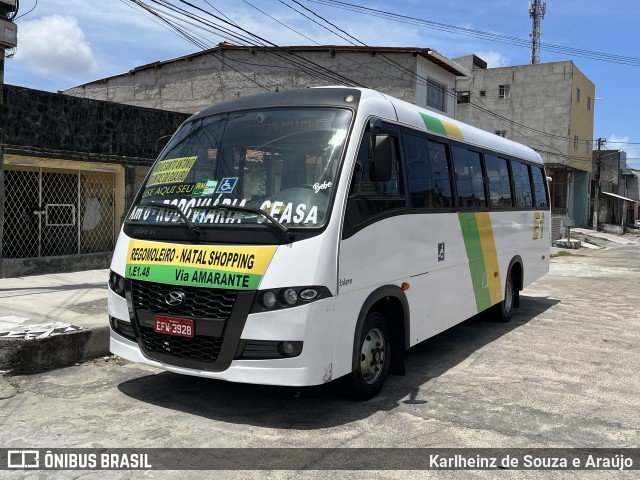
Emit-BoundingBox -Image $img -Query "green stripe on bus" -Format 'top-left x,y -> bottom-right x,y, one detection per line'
458,213 -> 492,312
419,112 -> 447,136
125,263 -> 262,290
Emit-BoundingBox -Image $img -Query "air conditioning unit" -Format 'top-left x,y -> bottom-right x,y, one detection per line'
1,19 -> 17,48
0,0 -> 17,17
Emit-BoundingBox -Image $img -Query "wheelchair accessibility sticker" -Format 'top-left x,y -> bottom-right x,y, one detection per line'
216,177 -> 238,194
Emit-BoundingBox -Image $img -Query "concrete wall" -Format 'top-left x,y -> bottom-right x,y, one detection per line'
2,85 -> 189,158
63,47 -> 457,116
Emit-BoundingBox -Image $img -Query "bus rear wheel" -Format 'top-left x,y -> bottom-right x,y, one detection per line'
495,272 -> 515,322
347,311 -> 391,400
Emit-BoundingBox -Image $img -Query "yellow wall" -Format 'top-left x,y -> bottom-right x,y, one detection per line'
569,64 -> 596,173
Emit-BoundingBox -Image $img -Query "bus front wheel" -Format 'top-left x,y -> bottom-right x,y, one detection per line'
347,311 -> 391,400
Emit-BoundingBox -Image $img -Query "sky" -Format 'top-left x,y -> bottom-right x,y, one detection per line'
5,0 -> 640,168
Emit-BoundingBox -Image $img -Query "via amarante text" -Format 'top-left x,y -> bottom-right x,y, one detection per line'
175,268 -> 251,288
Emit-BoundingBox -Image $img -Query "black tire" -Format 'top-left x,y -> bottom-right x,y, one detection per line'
346,311 -> 391,400
494,272 -> 515,322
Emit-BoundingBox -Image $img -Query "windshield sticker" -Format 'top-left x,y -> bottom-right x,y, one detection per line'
141,183 -> 195,198
125,240 -> 277,290
312,181 -> 332,193
192,179 -> 219,197
129,198 -> 322,226
146,157 -> 197,187
216,177 -> 238,194
258,200 -> 319,225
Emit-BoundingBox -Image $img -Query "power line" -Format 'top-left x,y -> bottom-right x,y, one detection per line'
126,1 -> 640,150
285,0 -> 440,90
306,0 -> 640,67
171,0 -> 367,87
128,0 -> 276,91
127,0 -> 368,88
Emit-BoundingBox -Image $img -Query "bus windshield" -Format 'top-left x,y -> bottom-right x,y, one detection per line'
127,107 -> 352,230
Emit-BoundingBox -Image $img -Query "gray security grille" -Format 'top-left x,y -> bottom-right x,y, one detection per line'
2,166 -> 116,259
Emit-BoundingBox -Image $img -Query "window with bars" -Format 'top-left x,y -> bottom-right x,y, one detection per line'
2,167 -> 116,259
427,80 -> 446,111
499,84 -> 511,99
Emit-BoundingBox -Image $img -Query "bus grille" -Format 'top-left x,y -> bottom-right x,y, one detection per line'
139,326 -> 223,362
130,280 -> 237,319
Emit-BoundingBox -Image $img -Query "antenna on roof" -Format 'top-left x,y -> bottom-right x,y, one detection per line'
529,0 -> 546,64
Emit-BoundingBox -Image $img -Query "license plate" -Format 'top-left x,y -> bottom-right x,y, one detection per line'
154,315 -> 194,338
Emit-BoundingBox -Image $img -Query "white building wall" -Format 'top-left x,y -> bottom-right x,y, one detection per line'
416,56 -> 457,117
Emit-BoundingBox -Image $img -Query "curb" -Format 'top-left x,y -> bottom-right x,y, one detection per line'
0,326 -> 110,374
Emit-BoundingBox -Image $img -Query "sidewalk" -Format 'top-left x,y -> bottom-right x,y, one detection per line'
0,269 -> 110,373
570,227 -> 637,245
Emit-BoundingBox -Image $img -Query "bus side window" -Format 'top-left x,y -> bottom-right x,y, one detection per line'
531,165 -> 550,208
403,133 -> 432,208
512,160 -> 534,208
403,134 -> 453,209
427,140 -> 454,208
452,145 -> 486,209
485,153 -> 513,208
346,131 -> 405,227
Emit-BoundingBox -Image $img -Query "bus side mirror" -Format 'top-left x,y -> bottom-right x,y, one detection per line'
369,134 -> 393,182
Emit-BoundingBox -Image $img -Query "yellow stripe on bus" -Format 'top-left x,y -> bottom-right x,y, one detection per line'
475,212 -> 503,304
441,119 -> 464,140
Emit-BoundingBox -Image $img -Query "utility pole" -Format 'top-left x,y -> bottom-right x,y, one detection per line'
529,0 -> 546,65
592,138 -> 606,231
1,0 -> 19,263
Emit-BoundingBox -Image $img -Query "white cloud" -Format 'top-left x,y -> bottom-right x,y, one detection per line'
14,15 -> 98,76
607,134 -> 629,145
607,135 -> 640,169
474,51 -> 510,68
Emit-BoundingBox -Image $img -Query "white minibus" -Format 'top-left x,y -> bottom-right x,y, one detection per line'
108,87 -> 550,399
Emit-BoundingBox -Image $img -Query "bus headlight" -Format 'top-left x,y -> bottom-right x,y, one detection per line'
109,270 -> 126,298
283,288 -> 298,305
262,291 -> 277,309
252,286 -> 332,313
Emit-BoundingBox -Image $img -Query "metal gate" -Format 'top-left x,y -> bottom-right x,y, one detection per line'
2,166 -> 115,259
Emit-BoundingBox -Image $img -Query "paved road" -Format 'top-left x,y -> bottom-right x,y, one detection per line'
1,239 -> 639,479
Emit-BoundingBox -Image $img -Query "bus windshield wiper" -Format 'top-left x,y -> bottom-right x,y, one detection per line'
143,202 -> 201,236
191,204 -> 293,238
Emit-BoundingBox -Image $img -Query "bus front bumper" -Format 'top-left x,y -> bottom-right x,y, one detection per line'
108,293 -> 338,387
